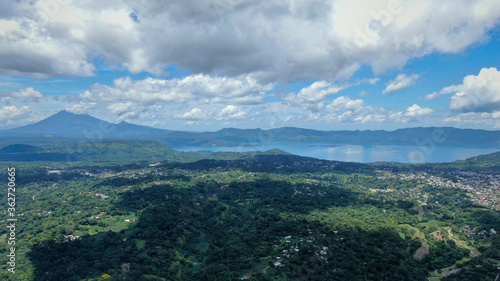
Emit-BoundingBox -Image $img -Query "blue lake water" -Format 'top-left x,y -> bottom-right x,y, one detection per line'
173,143 -> 499,163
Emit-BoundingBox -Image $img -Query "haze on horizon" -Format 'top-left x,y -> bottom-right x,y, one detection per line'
0,0 -> 500,132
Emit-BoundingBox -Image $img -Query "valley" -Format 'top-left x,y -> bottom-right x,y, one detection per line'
0,140 -> 498,280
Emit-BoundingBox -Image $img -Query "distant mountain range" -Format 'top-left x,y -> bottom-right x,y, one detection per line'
3,110 -> 167,139
160,126 -> 500,148
1,110 -> 500,148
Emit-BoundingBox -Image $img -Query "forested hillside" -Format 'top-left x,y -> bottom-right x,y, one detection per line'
0,143 -> 498,280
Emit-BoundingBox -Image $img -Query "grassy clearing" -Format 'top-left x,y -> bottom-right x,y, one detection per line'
398,224 -> 426,240
74,213 -> 138,237
307,205 -> 402,231
413,241 -> 430,260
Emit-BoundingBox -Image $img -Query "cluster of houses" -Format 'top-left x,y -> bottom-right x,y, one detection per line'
377,170 -> 500,210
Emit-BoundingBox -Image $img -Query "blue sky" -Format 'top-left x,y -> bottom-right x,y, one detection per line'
0,0 -> 500,131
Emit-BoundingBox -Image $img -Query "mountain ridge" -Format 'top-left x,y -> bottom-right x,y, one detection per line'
3,110 -> 168,139
1,111 -> 499,148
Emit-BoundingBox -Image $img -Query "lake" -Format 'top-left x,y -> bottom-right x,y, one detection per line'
173,142 -> 499,163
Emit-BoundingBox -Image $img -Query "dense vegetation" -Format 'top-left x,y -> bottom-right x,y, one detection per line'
0,141 -> 498,280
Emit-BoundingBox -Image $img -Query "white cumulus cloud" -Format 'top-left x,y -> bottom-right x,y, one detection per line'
422,68 -> 500,112
382,74 -> 419,95
0,105 -> 28,118
0,0 -> 498,82
326,96 -> 367,113
106,102 -> 135,116
1,87 -> 44,102
4,87 -> 44,98
217,105 -> 246,120
173,108 -> 207,120
296,81 -> 343,102
405,104 -> 434,117
78,74 -> 272,106
420,84 -> 462,100
0,105 -> 30,125
443,111 -> 500,129
448,67 -> 500,113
